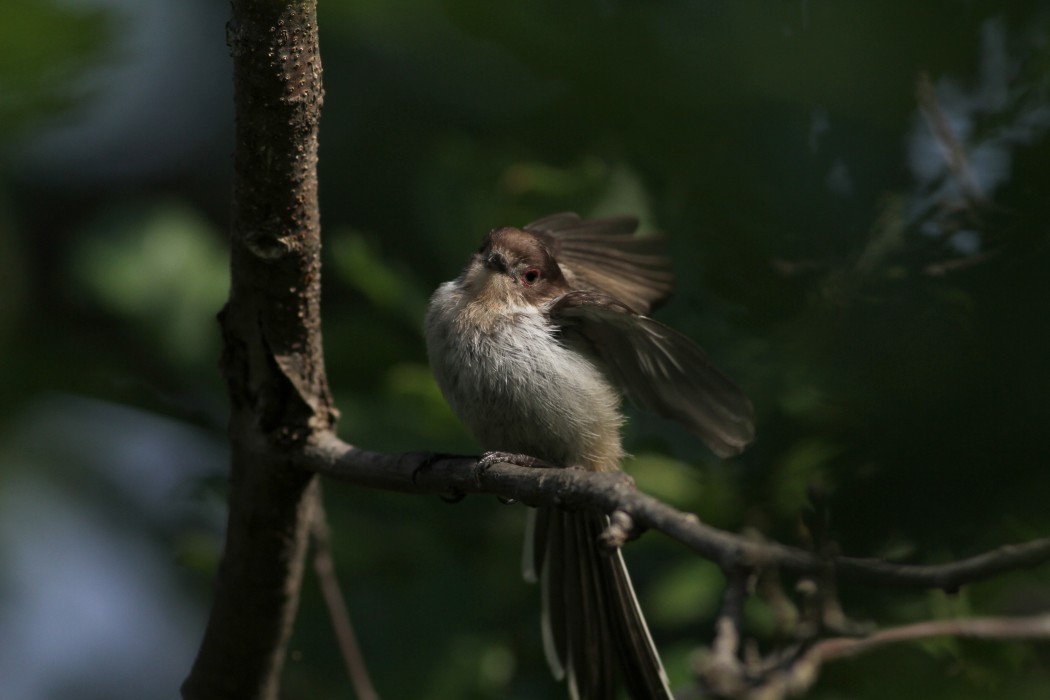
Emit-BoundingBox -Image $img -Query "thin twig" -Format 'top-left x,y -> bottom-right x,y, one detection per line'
812,613 -> 1050,661
311,497 -> 380,700
747,614 -> 1050,700
699,567 -> 750,696
917,71 -> 986,206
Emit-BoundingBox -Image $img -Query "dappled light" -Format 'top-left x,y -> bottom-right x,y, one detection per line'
3,1 -> 1050,698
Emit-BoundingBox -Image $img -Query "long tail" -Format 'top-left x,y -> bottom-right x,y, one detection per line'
524,507 -> 673,700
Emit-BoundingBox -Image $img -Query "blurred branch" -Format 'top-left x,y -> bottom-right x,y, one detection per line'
923,249 -> 998,276
697,567 -> 750,697
311,500 -> 380,700
182,1 -> 335,699
733,613 -> 1050,700
301,434 -> 1050,589
917,71 -> 986,207
809,612 -> 1050,661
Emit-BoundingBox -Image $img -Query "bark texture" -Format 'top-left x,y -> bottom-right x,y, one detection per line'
182,2 -> 334,698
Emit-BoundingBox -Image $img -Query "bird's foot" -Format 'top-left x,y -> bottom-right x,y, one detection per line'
474,451 -> 560,493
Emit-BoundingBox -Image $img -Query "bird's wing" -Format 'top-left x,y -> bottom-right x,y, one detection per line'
547,290 -> 755,458
524,213 -> 673,314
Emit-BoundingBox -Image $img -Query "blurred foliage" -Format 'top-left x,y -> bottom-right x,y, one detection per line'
0,2 -> 112,139
70,200 -> 228,369
3,0 -> 1050,699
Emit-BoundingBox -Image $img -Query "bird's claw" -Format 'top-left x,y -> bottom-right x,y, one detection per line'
475,451 -> 556,483
476,451 -> 554,471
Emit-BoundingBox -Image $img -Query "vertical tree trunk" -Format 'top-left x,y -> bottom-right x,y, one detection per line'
182,1 -> 335,698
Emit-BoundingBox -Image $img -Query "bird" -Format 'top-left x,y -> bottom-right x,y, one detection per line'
424,212 -> 755,699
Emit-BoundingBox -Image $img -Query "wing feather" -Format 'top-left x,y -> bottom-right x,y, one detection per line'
548,290 -> 755,458
525,213 -> 673,314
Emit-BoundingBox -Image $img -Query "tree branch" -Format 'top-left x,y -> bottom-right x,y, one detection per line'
183,1 -> 333,698
743,614 -> 1050,700
300,433 -> 1050,591
811,613 -> 1050,661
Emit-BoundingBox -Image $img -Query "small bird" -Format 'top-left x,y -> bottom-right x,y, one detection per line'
425,213 -> 754,699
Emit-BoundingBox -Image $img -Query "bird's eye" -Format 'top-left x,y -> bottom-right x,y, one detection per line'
522,267 -> 542,286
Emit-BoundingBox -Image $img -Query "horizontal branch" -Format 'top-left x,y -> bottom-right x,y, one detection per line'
811,613 -> 1050,662
300,433 -> 1050,589
746,613 -> 1050,700
835,541 -> 1050,590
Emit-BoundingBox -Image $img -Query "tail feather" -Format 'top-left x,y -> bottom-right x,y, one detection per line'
570,512 -> 616,698
526,507 -> 673,700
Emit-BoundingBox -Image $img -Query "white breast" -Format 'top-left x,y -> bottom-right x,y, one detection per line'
425,281 -> 624,471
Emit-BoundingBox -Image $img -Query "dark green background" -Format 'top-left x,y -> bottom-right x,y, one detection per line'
2,1 -> 1049,698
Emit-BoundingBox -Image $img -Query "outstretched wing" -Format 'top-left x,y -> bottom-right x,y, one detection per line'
525,213 -> 673,315
548,290 -> 755,458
